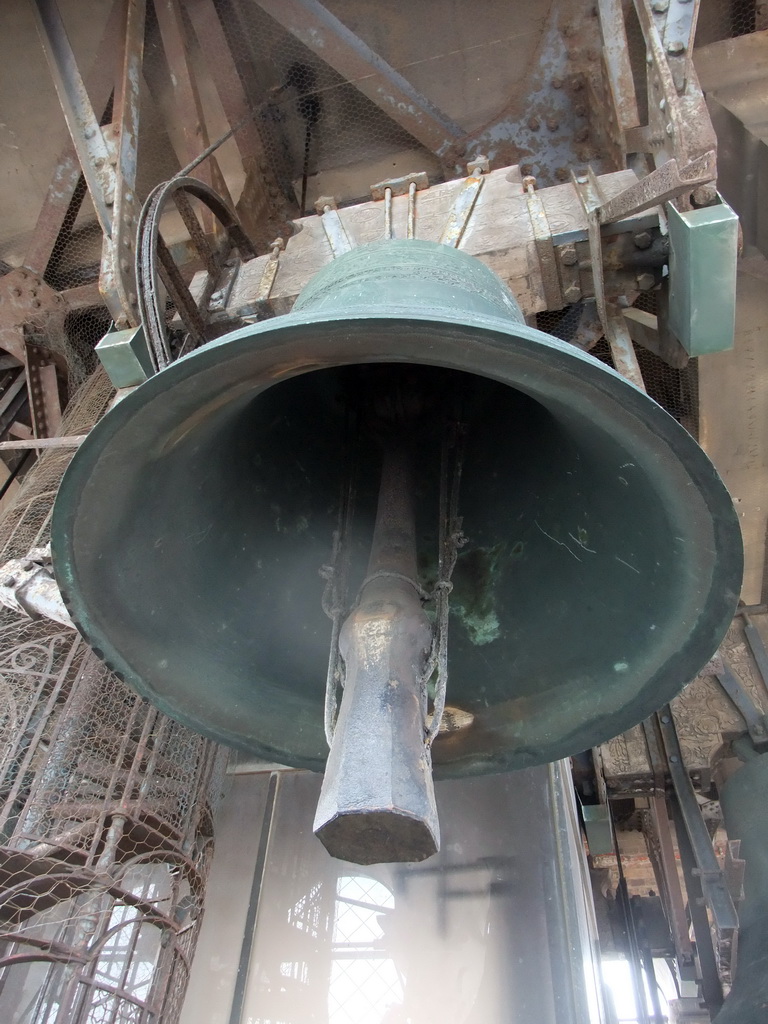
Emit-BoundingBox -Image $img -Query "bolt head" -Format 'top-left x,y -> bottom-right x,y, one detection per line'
563,283 -> 582,303
546,116 -> 560,132
667,40 -> 685,54
633,231 -> 652,249
528,116 -> 540,131
560,246 -> 578,266
637,272 -> 656,291
651,0 -> 668,10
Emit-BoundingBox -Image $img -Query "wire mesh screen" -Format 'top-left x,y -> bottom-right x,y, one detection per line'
0,369 -> 226,1024
535,303 -> 699,437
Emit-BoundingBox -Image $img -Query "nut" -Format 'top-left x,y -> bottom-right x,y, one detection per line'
527,116 -> 540,131
633,231 -> 652,249
651,0 -> 668,10
560,246 -> 578,266
564,283 -> 582,303
666,40 -> 685,54
637,273 -> 656,291
546,116 -> 560,132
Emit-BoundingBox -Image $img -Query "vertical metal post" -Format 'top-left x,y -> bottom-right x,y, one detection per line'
314,447 -> 438,864
30,0 -> 115,236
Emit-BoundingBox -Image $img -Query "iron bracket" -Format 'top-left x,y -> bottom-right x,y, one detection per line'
656,707 -> 739,938
315,197 -> 355,257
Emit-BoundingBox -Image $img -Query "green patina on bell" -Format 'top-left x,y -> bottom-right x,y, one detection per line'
52,239 -> 743,776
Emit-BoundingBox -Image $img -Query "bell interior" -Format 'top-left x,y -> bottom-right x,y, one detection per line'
53,321 -> 741,776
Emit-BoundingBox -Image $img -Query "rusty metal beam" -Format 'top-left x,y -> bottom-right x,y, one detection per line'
254,0 -> 465,158
30,0 -> 116,238
186,0 -> 268,167
24,0 -> 122,279
597,0 -> 640,133
25,343 -> 62,439
152,0 -> 233,214
106,0 -> 146,327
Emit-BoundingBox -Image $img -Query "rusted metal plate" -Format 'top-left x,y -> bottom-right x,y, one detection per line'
439,175 -> 485,248
24,342 -> 62,439
0,270 -> 66,363
597,0 -> 640,132
370,171 -> 429,202
524,183 -> 563,309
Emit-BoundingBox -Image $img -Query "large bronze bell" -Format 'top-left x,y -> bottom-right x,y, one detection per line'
52,239 -> 742,863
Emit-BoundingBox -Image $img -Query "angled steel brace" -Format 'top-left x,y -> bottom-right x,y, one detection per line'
254,0 -> 465,158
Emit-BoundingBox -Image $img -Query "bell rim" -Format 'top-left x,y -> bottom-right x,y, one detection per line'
52,308 -> 744,775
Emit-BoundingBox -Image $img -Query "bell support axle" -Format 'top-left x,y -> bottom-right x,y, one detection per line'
313,446 -> 439,864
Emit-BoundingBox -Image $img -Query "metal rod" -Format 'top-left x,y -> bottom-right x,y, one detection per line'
314,446 -> 438,864
384,186 -> 393,239
670,796 -> 725,1014
741,613 -> 768,700
407,180 -> 416,239
228,772 -> 279,1024
715,659 -> 768,747
0,435 -> 86,451
657,707 -> 739,934
649,794 -> 695,976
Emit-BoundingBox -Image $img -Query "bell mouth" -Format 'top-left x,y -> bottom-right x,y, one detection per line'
52,309 -> 742,777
